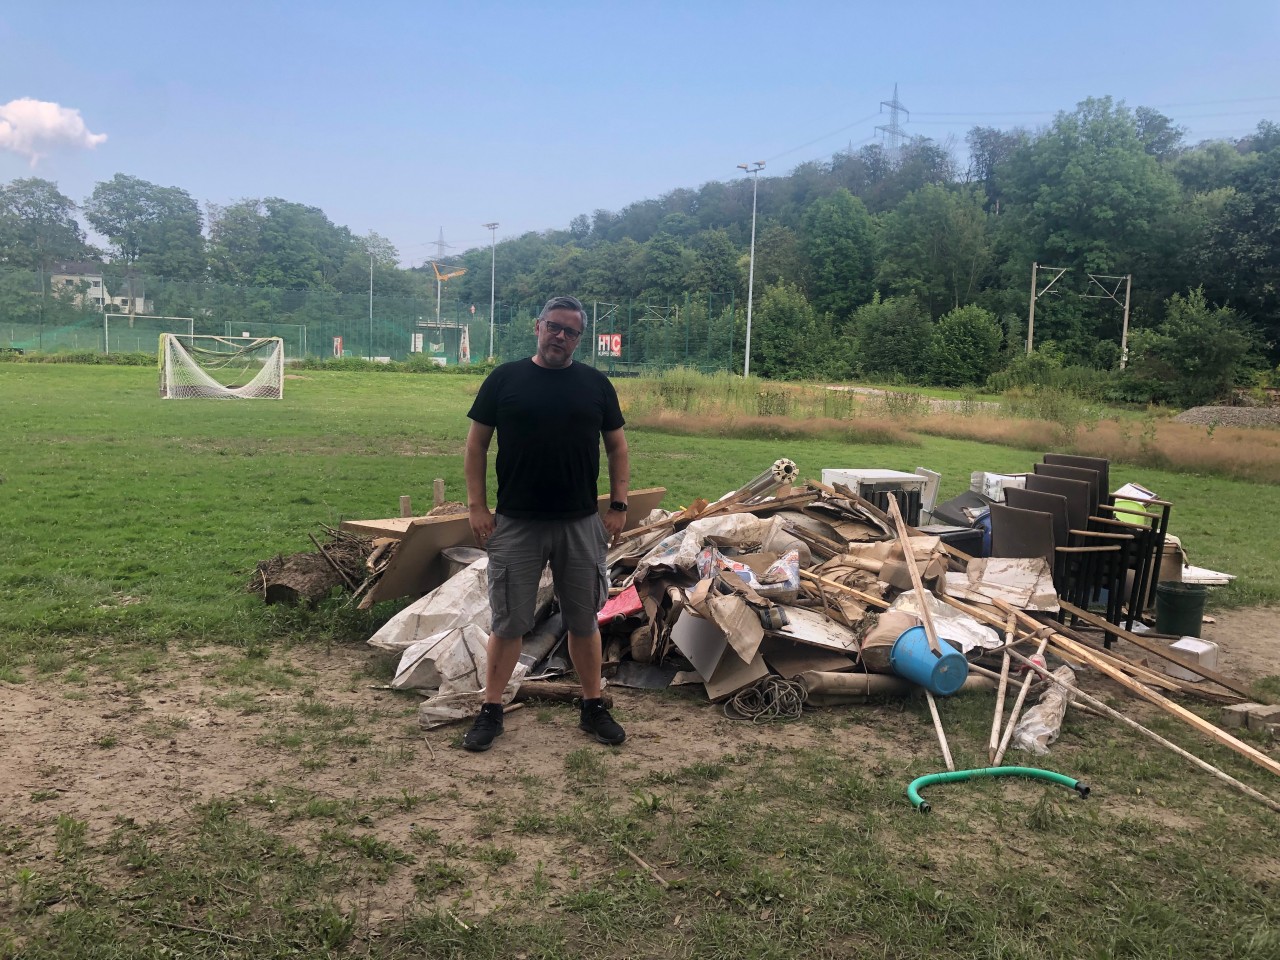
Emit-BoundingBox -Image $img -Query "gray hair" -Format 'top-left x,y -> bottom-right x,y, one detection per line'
538,295 -> 587,327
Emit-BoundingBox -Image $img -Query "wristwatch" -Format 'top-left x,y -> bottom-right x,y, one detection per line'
609,501 -> 628,513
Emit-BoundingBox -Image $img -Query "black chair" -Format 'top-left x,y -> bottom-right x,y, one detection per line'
1005,487 -> 1133,629
1024,474 -> 1093,532
1033,462 -> 1102,516
1042,454 -> 1110,505
989,502 -> 1126,623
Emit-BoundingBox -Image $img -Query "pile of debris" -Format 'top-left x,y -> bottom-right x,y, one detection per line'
359,460 -> 1280,813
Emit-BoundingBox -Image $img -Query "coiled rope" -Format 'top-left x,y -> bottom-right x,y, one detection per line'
723,675 -> 808,723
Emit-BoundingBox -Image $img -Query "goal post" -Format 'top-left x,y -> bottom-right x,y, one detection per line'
105,314 -> 194,355
159,334 -> 285,399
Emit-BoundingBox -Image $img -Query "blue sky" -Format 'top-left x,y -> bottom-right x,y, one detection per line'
2,1 -> 1277,265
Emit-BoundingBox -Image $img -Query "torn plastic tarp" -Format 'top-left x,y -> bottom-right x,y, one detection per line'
366,556 -> 554,652
396,622 -> 527,728
633,514 -> 807,582
1013,665 -> 1076,755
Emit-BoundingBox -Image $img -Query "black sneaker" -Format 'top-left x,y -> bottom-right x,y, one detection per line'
462,704 -> 504,752
579,700 -> 625,745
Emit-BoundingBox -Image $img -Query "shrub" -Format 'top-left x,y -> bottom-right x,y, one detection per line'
986,350 -> 1112,400
1119,287 -> 1260,407
925,304 -> 1002,386
851,294 -> 932,381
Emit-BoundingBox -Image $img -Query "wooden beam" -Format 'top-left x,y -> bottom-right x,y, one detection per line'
994,600 -> 1280,781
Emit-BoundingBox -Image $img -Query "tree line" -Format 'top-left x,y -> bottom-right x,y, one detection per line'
1,96 -> 1276,403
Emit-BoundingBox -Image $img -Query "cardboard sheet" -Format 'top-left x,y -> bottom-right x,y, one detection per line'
760,637 -> 857,678
670,610 -> 768,701
944,557 -> 1059,611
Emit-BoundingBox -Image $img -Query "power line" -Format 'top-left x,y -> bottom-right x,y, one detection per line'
763,113 -> 880,164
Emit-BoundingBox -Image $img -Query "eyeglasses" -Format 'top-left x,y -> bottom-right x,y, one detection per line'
541,319 -> 582,341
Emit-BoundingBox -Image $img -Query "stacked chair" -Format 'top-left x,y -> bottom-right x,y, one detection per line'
987,455 -> 1172,633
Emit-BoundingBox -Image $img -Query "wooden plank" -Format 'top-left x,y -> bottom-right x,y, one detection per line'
994,600 -> 1280,781
885,495 -> 940,655
1057,599 -> 1258,701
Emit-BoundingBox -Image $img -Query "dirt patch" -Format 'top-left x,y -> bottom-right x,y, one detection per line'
1199,605 -> 1280,681
3,605 -> 1278,921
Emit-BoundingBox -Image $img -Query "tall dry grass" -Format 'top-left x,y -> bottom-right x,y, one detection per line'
626,408 -> 914,446
898,413 -> 1280,484
615,369 -> 1279,484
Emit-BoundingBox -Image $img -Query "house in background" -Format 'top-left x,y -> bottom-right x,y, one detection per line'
49,261 -> 153,314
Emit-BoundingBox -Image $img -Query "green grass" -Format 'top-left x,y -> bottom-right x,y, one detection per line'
1,365 -> 1276,670
3,363 -> 1280,958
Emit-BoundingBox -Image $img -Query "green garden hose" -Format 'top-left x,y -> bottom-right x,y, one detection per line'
907,766 -> 1090,814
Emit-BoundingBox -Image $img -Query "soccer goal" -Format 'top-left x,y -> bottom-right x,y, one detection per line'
159,334 -> 285,399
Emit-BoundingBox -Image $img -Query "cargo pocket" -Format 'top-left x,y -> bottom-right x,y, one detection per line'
487,563 -> 511,627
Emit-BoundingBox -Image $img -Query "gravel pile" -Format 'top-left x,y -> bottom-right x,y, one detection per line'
1173,406 -> 1280,428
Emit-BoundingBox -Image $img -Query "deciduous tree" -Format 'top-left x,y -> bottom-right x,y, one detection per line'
84,174 -> 205,279
0,178 -> 91,269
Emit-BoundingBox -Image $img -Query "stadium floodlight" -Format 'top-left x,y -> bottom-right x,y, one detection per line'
737,161 -> 765,378
483,222 -> 499,360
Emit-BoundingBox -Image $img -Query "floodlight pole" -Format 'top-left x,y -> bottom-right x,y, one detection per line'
368,251 -> 374,359
738,160 -> 765,378
483,222 -> 499,359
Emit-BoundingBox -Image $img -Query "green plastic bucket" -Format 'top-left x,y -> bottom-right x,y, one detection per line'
1155,582 -> 1207,638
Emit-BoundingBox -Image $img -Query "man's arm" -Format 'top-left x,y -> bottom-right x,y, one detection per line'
464,421 -> 497,543
601,426 -> 630,538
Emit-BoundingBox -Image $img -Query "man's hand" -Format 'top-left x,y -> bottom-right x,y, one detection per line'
470,505 -> 495,546
602,507 -> 627,541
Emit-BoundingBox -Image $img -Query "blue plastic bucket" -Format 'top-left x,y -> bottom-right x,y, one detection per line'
888,626 -> 970,696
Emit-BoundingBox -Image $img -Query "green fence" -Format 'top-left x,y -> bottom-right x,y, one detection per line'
0,267 -> 739,373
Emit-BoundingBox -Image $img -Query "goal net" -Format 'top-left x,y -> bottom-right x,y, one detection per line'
159,334 -> 285,399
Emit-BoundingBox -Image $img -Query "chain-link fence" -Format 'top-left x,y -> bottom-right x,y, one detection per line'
0,266 -> 739,374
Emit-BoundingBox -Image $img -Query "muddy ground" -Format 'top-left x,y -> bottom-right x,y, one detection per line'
2,605 -> 1277,923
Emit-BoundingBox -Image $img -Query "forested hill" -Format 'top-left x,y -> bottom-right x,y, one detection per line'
2,96 -> 1277,400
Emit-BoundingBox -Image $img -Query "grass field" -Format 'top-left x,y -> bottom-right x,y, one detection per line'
1,365 -> 1277,663
2,364 -> 1279,959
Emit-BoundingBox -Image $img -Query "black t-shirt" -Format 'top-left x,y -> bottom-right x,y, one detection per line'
468,358 -> 625,519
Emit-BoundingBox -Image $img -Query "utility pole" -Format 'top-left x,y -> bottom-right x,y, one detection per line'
1027,262 -> 1037,355
1027,262 -> 1069,354
482,222 -> 498,360
1084,271 -> 1134,369
368,251 -> 374,359
737,160 -> 765,378
1120,274 -> 1132,369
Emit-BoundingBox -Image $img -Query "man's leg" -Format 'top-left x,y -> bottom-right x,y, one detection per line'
566,628 -> 604,700
484,632 -> 524,703
463,517 -> 545,753
553,516 -> 625,745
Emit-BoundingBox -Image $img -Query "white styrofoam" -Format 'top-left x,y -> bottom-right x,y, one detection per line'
1165,636 -> 1220,682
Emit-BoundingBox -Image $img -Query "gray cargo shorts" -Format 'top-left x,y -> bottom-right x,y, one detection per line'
485,512 -> 610,639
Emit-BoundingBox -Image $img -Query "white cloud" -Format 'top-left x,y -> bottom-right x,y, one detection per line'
0,98 -> 108,166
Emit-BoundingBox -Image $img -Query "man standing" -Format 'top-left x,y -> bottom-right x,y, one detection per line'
462,295 -> 630,752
